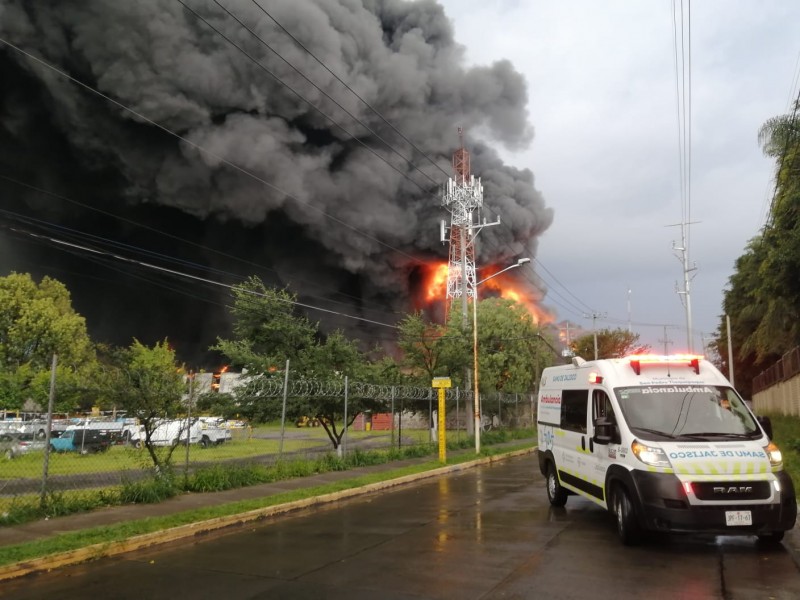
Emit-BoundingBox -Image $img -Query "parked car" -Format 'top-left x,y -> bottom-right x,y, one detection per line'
1,432 -> 47,459
52,417 -> 140,446
50,429 -> 114,454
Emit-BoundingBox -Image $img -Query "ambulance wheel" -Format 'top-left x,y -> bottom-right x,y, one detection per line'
546,464 -> 568,507
757,531 -> 784,544
613,485 -> 642,546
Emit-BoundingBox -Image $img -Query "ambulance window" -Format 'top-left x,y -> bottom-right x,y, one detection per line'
561,389 -> 588,433
592,390 -> 615,423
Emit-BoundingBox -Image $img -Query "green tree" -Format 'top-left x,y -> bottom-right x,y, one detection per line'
714,103 -> 800,395
211,276 -> 317,371
0,273 -> 96,410
472,298 -> 542,395
212,276 -> 319,424
103,339 -> 186,473
396,312 -> 458,385
297,331 -> 379,449
364,347 -> 407,387
748,104 -> 800,355
571,328 -> 649,360
229,331 -> 378,450
214,277 -> 383,449
714,237 -> 776,398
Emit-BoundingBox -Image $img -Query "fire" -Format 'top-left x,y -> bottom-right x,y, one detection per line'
481,269 -> 552,325
418,260 -> 553,325
425,263 -> 450,301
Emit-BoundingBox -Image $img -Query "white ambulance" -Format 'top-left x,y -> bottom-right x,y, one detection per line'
537,354 -> 797,545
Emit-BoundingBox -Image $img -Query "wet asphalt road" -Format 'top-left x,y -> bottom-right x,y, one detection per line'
4,454 -> 799,599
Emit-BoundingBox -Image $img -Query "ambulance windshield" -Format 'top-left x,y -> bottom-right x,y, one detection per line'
615,385 -> 760,441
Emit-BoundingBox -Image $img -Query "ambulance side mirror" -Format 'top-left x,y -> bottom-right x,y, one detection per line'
594,418 -> 620,445
756,415 -> 773,440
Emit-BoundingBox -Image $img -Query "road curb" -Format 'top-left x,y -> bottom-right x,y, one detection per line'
0,447 -> 535,581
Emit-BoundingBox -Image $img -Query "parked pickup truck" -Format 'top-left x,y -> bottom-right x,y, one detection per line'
197,417 -> 232,447
49,429 -> 114,454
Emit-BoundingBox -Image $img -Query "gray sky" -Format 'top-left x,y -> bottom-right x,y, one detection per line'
439,0 -> 800,353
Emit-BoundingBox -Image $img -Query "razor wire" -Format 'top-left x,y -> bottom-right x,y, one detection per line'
236,374 -> 529,404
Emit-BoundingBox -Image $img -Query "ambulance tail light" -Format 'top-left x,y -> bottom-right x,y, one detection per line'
627,354 -> 704,375
682,481 -> 693,495
764,441 -> 783,468
631,440 -> 671,468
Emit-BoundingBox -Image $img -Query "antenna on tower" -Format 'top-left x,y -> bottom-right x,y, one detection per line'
453,126 -> 470,185
440,128 -> 498,324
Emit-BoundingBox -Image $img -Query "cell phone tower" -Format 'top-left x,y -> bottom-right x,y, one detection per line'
440,128 -> 483,325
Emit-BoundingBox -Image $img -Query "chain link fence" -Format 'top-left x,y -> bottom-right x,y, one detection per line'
1,379 -> 536,524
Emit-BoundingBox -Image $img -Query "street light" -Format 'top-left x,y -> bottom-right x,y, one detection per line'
473,257 -> 531,453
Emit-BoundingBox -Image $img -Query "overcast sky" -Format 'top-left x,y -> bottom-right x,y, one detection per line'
2,1 -> 799,363
438,0 -> 800,354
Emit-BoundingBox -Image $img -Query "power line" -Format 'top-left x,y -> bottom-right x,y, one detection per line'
786,48 -> 800,112
175,0 -> 441,198
189,2 -> 568,330
0,207 -> 409,321
249,0 -> 451,180
0,36 -> 423,266
208,0 -> 442,188
670,0 -> 695,351
0,189 -> 409,318
3,224 -> 400,330
763,88 -> 800,230
2,26 -> 570,338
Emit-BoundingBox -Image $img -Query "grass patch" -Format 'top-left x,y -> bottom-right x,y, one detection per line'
0,436 -> 330,480
770,415 -> 800,483
0,439 -> 535,567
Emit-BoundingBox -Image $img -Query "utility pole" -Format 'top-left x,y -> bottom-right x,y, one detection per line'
726,315 -> 735,387
670,220 -> 699,352
659,325 -> 674,355
560,321 -> 575,358
627,288 -> 632,333
584,312 -> 606,360
561,321 -> 573,346
440,128 -> 500,449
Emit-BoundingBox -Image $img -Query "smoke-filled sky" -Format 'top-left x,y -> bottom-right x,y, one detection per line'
0,0 -> 553,364
440,0 -> 800,355
6,1 -> 795,366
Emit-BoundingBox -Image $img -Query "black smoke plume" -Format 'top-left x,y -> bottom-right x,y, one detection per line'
0,0 -> 552,365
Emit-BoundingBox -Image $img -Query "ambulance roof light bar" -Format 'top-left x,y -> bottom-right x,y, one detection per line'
627,354 -> 703,376
588,372 -> 603,384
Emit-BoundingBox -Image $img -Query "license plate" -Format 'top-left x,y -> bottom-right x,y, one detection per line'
725,510 -> 752,526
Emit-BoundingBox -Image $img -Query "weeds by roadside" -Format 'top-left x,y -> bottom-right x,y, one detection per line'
0,429 -> 536,526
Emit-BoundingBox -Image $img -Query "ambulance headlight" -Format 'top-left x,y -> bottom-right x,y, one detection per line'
764,441 -> 783,467
631,440 -> 671,468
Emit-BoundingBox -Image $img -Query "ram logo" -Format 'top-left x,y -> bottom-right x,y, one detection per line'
713,486 -> 753,494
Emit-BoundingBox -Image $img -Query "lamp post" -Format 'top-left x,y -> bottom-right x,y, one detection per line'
473,257 -> 531,453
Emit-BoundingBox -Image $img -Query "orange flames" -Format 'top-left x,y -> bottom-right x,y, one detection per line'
425,263 -> 450,302
418,261 -> 553,325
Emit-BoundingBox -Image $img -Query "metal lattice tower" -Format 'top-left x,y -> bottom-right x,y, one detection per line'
442,128 -> 483,323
